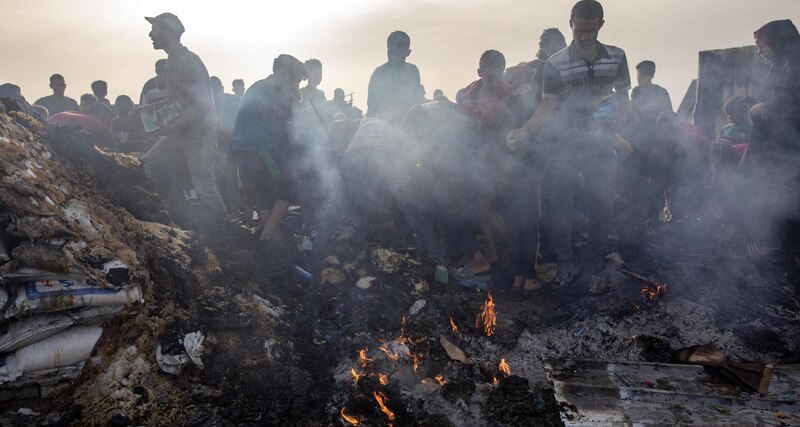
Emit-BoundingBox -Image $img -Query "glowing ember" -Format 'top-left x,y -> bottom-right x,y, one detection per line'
358,348 -> 372,368
449,317 -> 459,335
633,303 -> 641,310
373,391 -> 395,421
434,375 -> 447,386
412,353 -> 419,372
492,376 -> 499,385
641,283 -> 667,302
340,407 -> 363,426
377,373 -> 389,386
350,368 -> 363,386
499,358 -> 511,376
478,292 -> 497,336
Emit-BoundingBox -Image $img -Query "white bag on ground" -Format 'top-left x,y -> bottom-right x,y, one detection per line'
0,306 -> 120,353
0,280 -> 142,319
0,325 -> 103,383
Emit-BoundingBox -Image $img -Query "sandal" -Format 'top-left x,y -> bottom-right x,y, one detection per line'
450,265 -> 492,282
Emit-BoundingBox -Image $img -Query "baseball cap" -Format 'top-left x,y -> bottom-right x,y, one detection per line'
145,13 -> 185,36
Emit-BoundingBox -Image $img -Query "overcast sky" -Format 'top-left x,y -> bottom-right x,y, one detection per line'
1,0 -> 798,110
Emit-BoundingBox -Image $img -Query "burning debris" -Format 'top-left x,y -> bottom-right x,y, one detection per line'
478,291 -> 497,337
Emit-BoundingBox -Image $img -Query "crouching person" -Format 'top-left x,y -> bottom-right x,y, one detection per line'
230,54 -> 306,241
315,106 -> 447,265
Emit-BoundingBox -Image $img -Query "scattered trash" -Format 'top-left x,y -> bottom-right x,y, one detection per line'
355,276 -> 376,290
408,299 -> 426,316
412,278 -> 429,294
321,268 -> 346,285
184,331 -> 205,369
297,236 -> 313,252
434,264 -> 449,284
439,335 -> 472,365
677,343 -> 773,393
293,265 -> 312,283
370,246 -> 419,274
17,408 -> 39,416
156,331 -> 205,376
709,403 -> 730,414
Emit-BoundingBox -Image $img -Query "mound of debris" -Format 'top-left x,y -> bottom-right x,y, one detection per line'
0,104 -> 798,426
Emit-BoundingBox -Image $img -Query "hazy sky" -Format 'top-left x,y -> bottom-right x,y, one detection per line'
1,0 -> 798,110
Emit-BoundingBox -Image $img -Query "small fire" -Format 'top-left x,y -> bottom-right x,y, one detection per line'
341,407 -> 363,426
641,283 -> 667,302
377,373 -> 389,386
373,391 -> 395,421
434,375 -> 447,386
350,368 -> 362,385
492,376 -> 499,385
412,353 -> 419,372
358,348 -> 372,368
449,317 -> 459,335
499,359 -> 511,376
378,343 -> 399,361
478,291 -> 497,337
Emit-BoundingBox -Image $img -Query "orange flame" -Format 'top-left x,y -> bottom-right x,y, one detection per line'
499,359 -> 511,376
434,375 -> 447,386
341,407 -> 362,426
377,373 -> 389,386
412,353 -> 419,372
350,368 -> 362,386
478,292 -> 497,336
373,391 -> 395,421
378,344 -> 399,361
492,376 -> 499,385
358,348 -> 372,368
449,317 -> 459,335
641,283 -> 667,302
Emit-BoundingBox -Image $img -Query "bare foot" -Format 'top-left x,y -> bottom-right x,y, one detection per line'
523,278 -> 542,292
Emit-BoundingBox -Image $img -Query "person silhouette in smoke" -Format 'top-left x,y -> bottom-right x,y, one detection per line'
34,74 -> 79,116
140,12 -> 226,222
230,54 -> 306,241
732,19 -> 800,252
140,59 -> 168,105
507,0 -> 631,285
631,60 -> 672,128
366,31 -> 421,118
91,80 -> 113,109
504,28 -> 567,121
232,79 -> 246,97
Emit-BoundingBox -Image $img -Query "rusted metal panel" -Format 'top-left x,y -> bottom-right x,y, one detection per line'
545,358 -> 800,426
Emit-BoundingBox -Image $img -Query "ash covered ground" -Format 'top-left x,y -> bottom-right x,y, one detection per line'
0,108 -> 797,426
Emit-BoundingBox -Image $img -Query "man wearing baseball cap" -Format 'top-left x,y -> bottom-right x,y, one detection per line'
140,12 -> 225,223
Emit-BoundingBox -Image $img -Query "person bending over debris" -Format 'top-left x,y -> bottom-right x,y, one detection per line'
731,19 -> 800,252
315,106 -> 447,265
230,54 -> 306,241
140,12 -> 226,222
508,0 -> 631,285
367,31 -> 421,118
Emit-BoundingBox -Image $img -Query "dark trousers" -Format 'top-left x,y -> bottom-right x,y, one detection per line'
542,145 -> 617,264
502,160 -> 540,279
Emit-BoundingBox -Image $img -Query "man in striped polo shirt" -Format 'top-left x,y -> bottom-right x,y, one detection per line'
507,0 -> 631,285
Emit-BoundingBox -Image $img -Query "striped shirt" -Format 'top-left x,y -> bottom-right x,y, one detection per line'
542,41 -> 630,126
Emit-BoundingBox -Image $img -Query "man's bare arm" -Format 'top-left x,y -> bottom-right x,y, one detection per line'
506,95 -> 559,150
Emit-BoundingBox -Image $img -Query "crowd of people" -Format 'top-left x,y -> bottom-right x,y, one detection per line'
2,0 -> 798,290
